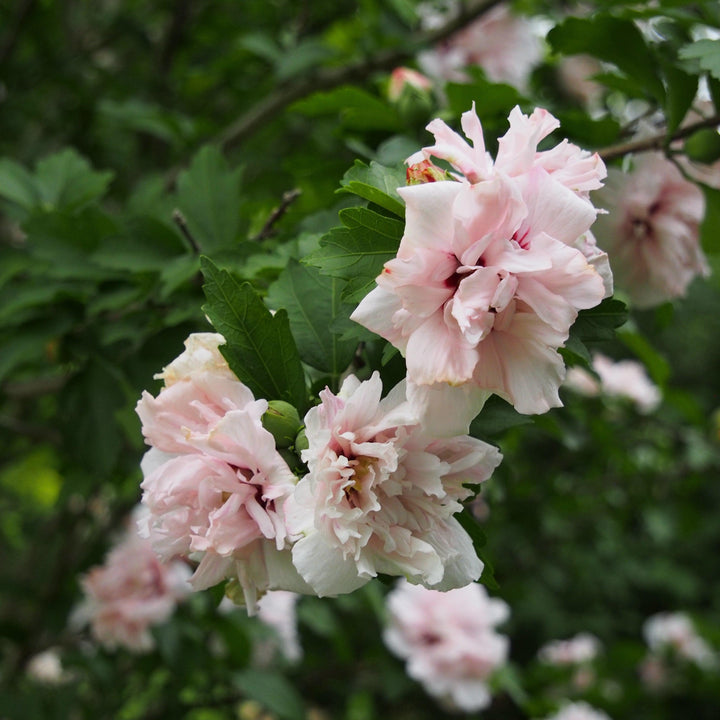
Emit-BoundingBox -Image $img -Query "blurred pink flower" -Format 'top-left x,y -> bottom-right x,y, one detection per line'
384,580 -> 509,712
643,612 -> 716,669
593,153 -> 709,308
544,701 -> 612,720
74,521 -> 190,652
539,633 -> 601,665
256,591 -> 302,663
137,333 -> 305,612
352,106 -> 606,421
419,5 -> 542,91
388,67 -> 433,101
564,353 -> 661,413
286,372 -> 502,596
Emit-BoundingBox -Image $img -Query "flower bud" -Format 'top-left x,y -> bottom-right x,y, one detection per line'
387,67 -> 432,102
294,428 -> 309,452
261,401 -> 302,448
406,159 -> 453,185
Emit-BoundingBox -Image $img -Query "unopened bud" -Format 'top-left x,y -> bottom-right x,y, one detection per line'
406,159 -> 453,185
294,428 -> 309,453
261,400 -> 302,448
387,67 -> 432,102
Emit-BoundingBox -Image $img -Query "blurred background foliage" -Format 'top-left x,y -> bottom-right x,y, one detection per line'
1,0 -> 719,718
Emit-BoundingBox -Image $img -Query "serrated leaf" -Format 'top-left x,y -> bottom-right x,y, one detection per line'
266,259 -> 357,378
304,207 -> 402,303
176,145 -> 243,253
337,160 -> 406,217
201,257 -> 306,408
570,298 -> 628,343
92,216 -> 189,272
0,158 -> 39,210
34,148 -> 114,212
548,16 -> 665,102
233,670 -> 305,720
679,39 -> 720,81
663,62 -> 698,134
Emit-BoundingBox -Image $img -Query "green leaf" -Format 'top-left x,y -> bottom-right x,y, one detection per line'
679,39 -> 720,81
663,63 -> 698,135
570,298 -> 628,343
304,207 -> 402,303
0,317 -> 73,381
60,358 -> 126,474
0,159 -> 39,211
92,216 -> 189,272
337,160 -> 406,217
34,149 -> 114,212
548,16 -> 665,102
446,77 -> 524,121
266,259 -> 357,378
176,145 -> 243,253
232,670 -> 306,720
700,184 -> 720,254
23,207 -> 120,280
456,509 -> 498,591
469,395 -> 534,438
200,257 -> 307,408
275,39 -> 334,82
291,86 -> 403,132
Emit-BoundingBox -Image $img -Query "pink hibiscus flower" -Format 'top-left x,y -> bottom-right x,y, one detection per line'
285,372 -> 501,596
352,108 -> 606,422
137,333 -> 305,612
593,153 -> 709,308
384,580 -> 509,712
73,516 -> 191,652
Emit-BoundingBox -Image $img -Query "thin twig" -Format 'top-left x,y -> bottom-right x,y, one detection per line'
217,0 -> 504,151
598,112 -> 720,161
173,209 -> 200,252
251,188 -> 302,241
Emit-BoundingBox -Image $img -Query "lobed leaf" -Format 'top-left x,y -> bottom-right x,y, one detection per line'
201,257 -> 307,409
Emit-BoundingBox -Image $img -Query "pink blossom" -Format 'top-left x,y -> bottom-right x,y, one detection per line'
383,580 -> 509,712
285,373 -> 502,596
256,591 -> 302,663
352,108 -> 606,421
593,153 -> 709,308
137,333 -> 305,612
73,521 -> 191,652
418,5 -> 542,91
539,633 -> 601,665
564,353 -> 661,413
643,612 -> 716,669
544,702 -> 612,720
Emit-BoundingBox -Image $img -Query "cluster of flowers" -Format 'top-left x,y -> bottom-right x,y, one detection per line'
137,332 -> 502,612
131,104 -> 618,619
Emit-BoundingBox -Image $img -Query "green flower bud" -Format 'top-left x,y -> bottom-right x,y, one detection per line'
294,428 -> 309,453
261,400 -> 302,448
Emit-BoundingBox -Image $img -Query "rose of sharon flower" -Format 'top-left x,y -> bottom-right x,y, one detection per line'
384,580 -> 509,712
285,372 -> 502,596
643,612 -> 716,669
539,633 -> 601,665
136,333 -> 305,612
544,701 -> 612,720
564,353 -> 661,413
73,524 -> 191,652
418,4 -> 542,91
352,106 -> 606,426
593,153 -> 710,309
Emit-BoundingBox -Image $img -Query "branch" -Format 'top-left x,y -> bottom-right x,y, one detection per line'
250,188 -> 302,241
217,0 -> 505,151
598,112 -> 720,161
